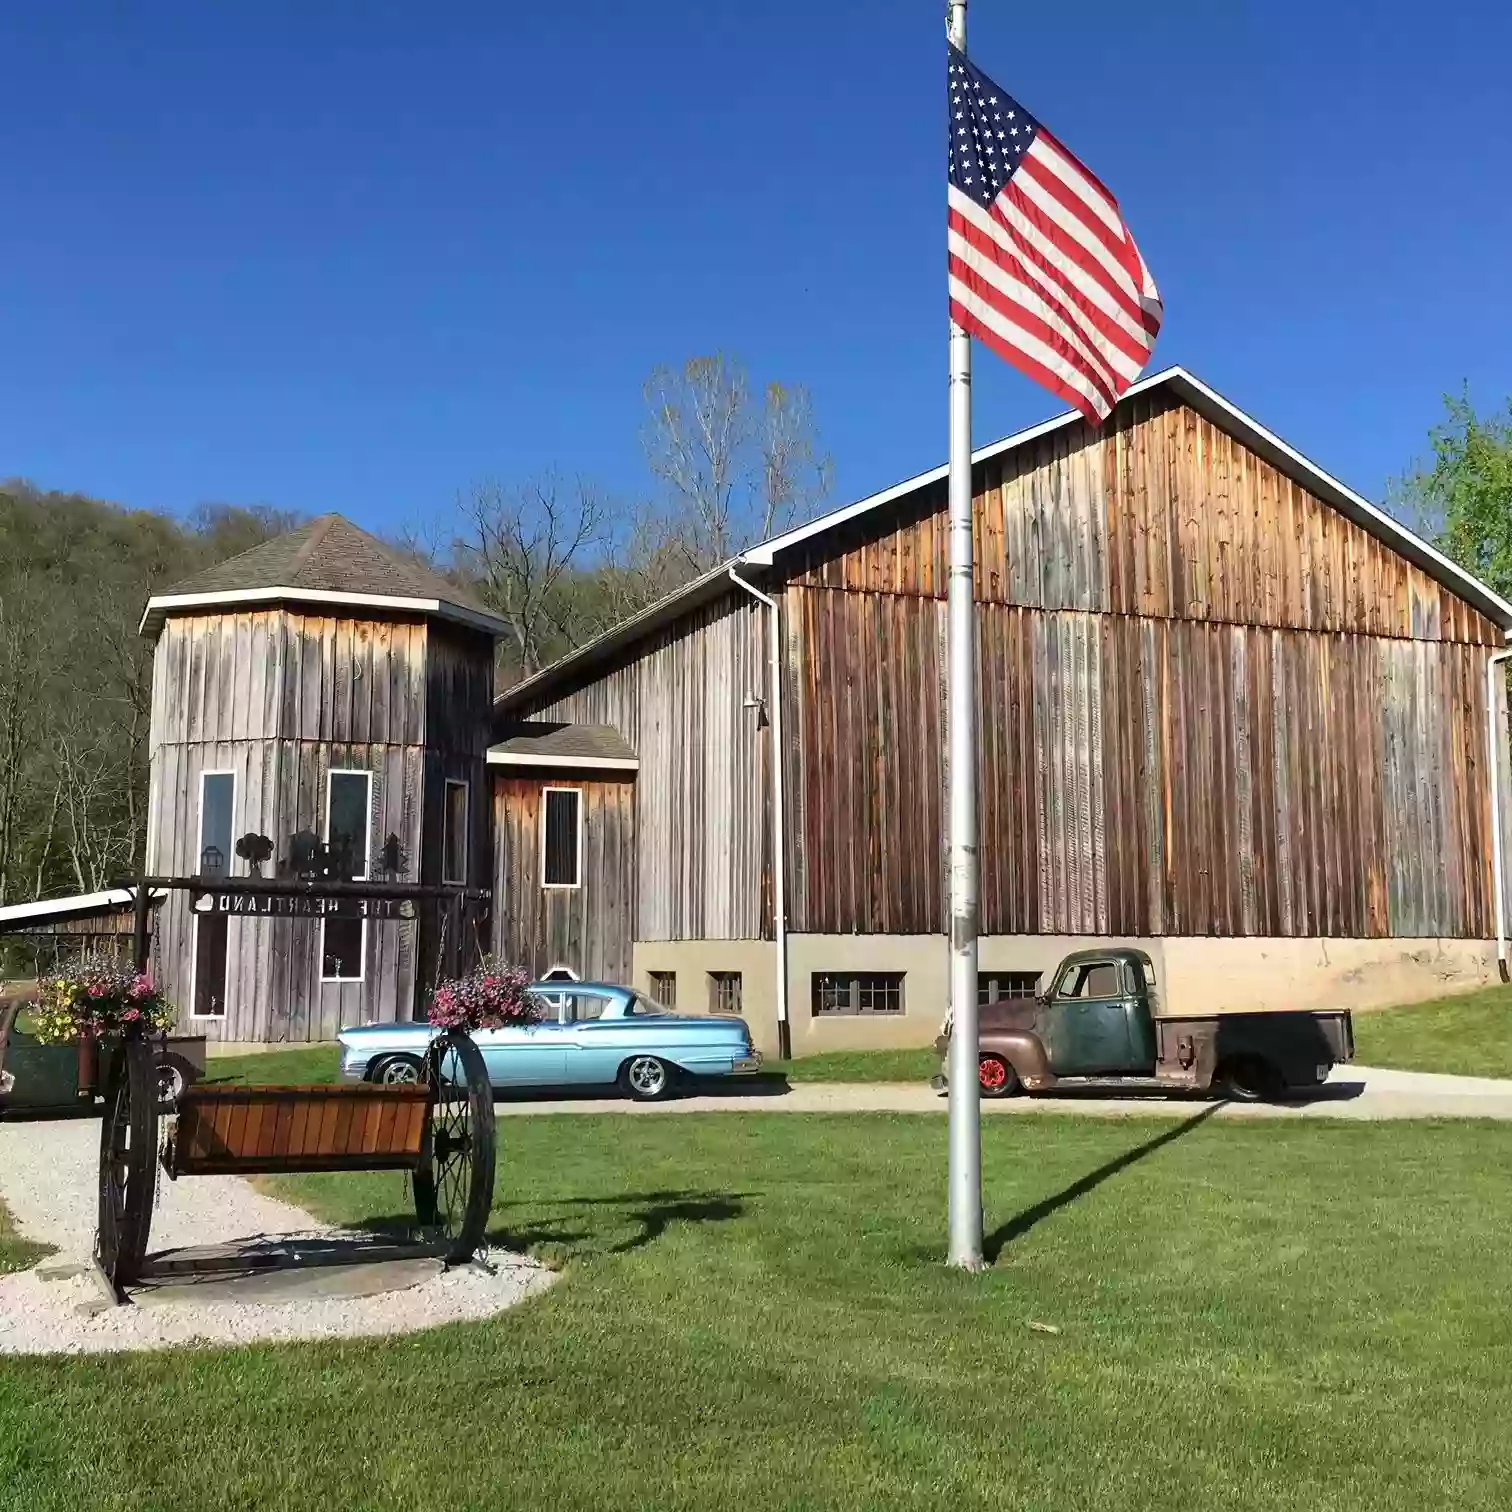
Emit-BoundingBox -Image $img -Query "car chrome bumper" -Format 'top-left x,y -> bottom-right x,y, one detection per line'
731,1054 -> 762,1075
337,1056 -> 368,1084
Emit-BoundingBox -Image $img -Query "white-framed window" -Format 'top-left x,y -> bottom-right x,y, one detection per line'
541,786 -> 582,889
443,779 -> 469,885
321,768 -> 372,983
190,769 -> 236,1020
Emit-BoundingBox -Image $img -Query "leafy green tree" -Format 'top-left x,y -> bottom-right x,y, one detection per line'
1393,390 -> 1512,598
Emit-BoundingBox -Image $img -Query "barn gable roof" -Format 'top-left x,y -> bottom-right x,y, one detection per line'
496,367 -> 1512,711
140,514 -> 508,638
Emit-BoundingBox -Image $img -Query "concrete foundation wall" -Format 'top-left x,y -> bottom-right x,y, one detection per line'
1159,937 -> 1500,1017
620,933 -> 1501,1058
630,939 -> 779,1053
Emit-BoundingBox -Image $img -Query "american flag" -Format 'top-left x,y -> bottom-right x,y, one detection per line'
947,44 -> 1162,423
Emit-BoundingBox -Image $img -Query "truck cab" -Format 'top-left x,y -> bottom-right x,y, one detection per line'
1037,950 -> 1158,1077
936,947 -> 1353,1102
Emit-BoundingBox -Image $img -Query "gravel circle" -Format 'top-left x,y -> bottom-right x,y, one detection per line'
0,1117 -> 554,1356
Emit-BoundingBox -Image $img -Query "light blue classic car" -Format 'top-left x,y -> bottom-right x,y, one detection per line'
338,983 -> 762,1101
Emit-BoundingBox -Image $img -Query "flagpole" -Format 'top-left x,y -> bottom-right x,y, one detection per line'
945,0 -> 984,1271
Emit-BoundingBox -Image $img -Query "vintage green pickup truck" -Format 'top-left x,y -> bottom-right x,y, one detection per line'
934,947 -> 1354,1102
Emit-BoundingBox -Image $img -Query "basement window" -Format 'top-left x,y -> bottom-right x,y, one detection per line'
978,971 -> 1040,1006
708,972 -> 743,1015
648,971 -> 677,1009
542,787 -> 582,889
811,972 -> 904,1016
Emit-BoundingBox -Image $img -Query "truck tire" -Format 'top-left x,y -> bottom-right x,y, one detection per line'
1216,1055 -> 1284,1103
978,1054 -> 1019,1099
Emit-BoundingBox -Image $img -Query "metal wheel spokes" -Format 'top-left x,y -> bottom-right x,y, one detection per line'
96,1039 -> 158,1292
380,1058 -> 422,1086
414,1030 -> 496,1263
978,1056 -> 1007,1092
628,1057 -> 666,1097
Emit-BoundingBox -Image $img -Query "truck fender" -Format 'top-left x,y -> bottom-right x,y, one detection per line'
981,1031 -> 1054,1091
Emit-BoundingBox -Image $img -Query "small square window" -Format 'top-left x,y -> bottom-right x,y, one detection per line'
811,972 -> 904,1016
978,971 -> 1040,1006
648,971 -> 677,1009
708,972 -> 742,1014
542,788 -> 582,888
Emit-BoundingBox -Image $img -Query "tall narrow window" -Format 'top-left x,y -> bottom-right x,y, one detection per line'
542,787 -> 581,889
322,769 -> 372,982
443,779 -> 469,885
192,771 -> 235,1019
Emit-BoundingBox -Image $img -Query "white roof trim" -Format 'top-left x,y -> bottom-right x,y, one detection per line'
487,751 -> 640,772
0,888 -> 162,928
139,586 -> 509,638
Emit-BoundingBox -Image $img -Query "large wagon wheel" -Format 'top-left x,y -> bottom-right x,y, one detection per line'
96,1038 -> 158,1292
414,1029 -> 496,1263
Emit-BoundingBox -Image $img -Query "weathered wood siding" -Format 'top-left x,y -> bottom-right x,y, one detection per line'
147,609 -> 495,1042
780,392 -> 1501,941
787,392 -> 1500,646
513,593 -> 767,940
491,775 -> 636,980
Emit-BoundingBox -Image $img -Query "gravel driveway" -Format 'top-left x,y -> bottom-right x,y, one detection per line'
0,1117 -> 553,1357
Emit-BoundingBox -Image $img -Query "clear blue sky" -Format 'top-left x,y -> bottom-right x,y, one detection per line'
3,1 -> 1509,538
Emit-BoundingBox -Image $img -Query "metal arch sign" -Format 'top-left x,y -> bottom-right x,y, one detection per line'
190,892 -> 417,920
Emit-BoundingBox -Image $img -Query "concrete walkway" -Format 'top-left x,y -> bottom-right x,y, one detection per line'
490,1065 -> 1512,1121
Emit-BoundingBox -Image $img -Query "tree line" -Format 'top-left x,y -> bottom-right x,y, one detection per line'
0,354 -> 829,906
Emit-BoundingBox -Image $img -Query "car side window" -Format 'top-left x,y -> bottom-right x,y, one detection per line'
528,990 -> 568,1022
1053,962 -> 1122,1000
571,994 -> 607,1022
627,992 -> 665,1016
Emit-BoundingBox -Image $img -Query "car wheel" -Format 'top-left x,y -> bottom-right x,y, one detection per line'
620,1055 -> 677,1102
1216,1055 -> 1283,1103
978,1054 -> 1019,1099
373,1054 -> 426,1086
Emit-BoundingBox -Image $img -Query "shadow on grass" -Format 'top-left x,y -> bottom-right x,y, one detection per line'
985,1102 -> 1222,1262
351,1189 -> 755,1263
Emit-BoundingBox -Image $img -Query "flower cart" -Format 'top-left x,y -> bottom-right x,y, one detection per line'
95,873 -> 499,1303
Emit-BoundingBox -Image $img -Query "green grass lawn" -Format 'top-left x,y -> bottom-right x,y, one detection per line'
3,1111 -> 1512,1510
768,1046 -> 938,1082
0,1197 -> 50,1276
1353,984 -> 1512,1078
205,1044 -> 342,1087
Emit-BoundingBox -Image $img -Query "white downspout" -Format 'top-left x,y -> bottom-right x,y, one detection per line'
728,567 -> 791,1059
1488,644 -> 1512,983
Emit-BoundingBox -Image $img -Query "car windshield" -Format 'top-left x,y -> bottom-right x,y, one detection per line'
628,992 -> 672,1017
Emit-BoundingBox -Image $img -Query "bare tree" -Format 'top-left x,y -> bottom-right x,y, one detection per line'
453,474 -> 610,679
642,354 -> 831,571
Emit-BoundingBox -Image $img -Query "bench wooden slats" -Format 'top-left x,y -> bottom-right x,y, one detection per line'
167,1083 -> 431,1177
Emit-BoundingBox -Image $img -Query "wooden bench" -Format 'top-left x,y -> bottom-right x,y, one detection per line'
96,1030 -> 496,1298
164,1083 -> 432,1177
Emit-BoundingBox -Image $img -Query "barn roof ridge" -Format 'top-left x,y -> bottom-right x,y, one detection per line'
495,366 -> 1512,711
139,512 -> 509,639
